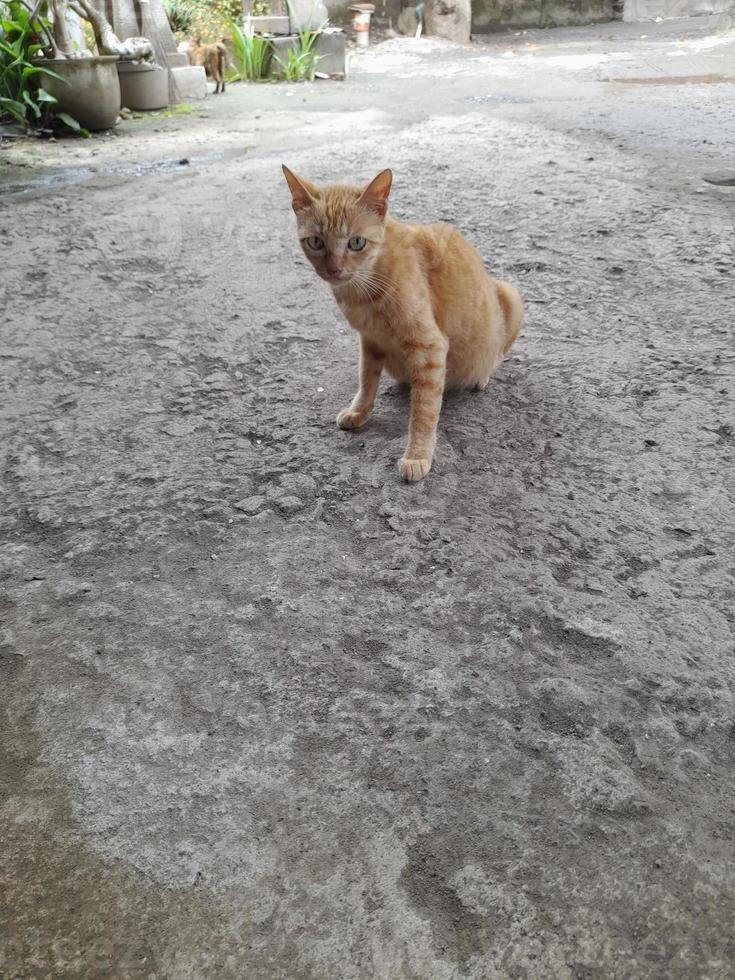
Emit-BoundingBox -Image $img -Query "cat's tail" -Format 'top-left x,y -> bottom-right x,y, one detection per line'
496,281 -> 524,355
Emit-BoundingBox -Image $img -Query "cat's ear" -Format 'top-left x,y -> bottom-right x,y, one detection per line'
358,169 -> 393,219
282,165 -> 318,213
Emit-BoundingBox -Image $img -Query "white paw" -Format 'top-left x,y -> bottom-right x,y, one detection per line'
337,408 -> 366,430
398,457 -> 431,482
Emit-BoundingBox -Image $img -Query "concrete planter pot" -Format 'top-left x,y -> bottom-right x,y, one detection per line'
117,61 -> 169,111
36,55 -> 121,131
246,14 -> 291,33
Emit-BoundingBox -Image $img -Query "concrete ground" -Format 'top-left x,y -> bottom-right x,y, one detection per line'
1,14 -> 734,980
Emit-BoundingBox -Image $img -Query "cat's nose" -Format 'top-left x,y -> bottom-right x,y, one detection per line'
326,267 -> 344,280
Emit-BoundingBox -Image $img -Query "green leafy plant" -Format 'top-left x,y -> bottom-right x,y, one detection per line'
55,109 -> 88,134
274,0 -> 324,83
163,0 -> 194,35
274,25 -> 319,82
0,0 -> 58,127
228,18 -> 271,81
182,0 -> 240,44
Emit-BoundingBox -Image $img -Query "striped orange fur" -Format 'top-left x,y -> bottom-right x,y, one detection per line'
282,165 -> 524,481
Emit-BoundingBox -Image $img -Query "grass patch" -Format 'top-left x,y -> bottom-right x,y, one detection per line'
161,103 -> 199,117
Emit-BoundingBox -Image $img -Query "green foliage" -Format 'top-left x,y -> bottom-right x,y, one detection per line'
161,102 -> 198,116
0,0 -> 58,127
176,0 -> 240,43
0,1 -> 87,134
55,109 -> 88,136
163,0 -> 194,35
274,0 -> 324,82
229,18 -> 271,81
274,26 -> 319,82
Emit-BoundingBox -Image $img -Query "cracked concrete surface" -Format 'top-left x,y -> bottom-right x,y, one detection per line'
1,17 -> 734,980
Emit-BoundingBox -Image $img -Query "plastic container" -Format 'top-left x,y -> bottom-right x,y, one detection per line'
349,4 -> 375,47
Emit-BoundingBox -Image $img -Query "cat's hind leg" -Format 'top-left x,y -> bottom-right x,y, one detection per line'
474,348 -> 506,390
471,282 -> 523,392
337,337 -> 384,430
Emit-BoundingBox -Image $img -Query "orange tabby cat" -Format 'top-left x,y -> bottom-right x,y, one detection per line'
282,165 -> 523,481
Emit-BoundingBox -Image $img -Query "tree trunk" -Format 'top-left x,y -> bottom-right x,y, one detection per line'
50,0 -> 154,60
72,0 -> 153,59
48,0 -> 78,57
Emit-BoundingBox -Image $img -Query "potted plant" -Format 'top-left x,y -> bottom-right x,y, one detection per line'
31,0 -> 157,129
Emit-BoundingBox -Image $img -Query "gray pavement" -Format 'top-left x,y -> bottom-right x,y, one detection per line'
1,16 -> 734,980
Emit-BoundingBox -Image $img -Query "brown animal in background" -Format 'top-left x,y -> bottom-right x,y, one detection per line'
187,37 -> 227,94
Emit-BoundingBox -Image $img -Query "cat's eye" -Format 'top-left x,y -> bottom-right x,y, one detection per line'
347,236 -> 367,252
304,236 -> 324,251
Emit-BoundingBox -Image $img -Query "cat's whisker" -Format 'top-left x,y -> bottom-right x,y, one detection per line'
360,273 -> 412,319
354,273 -> 392,309
359,275 -> 385,300
349,275 -> 374,304
362,270 -> 407,301
355,269 -> 397,300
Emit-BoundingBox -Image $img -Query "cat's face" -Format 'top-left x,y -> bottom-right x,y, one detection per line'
282,167 -> 392,289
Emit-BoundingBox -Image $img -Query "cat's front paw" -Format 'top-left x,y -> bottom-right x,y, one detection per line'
337,408 -> 367,430
399,457 -> 431,482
